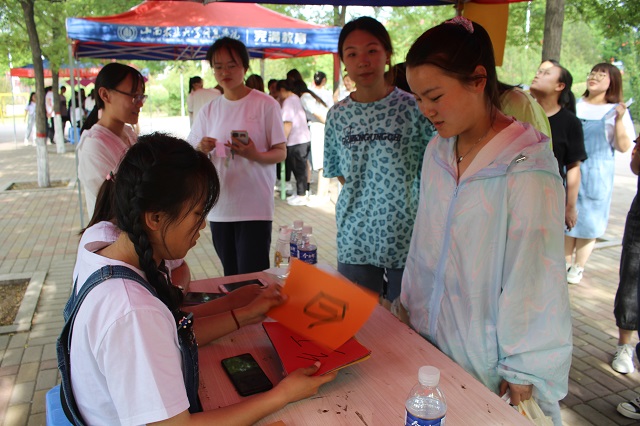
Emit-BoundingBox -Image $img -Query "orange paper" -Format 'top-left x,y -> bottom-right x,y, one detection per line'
267,259 -> 378,349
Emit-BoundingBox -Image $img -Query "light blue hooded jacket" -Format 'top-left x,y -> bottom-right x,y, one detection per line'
401,121 -> 572,404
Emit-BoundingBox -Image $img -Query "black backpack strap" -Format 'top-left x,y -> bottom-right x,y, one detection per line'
57,265 -> 154,425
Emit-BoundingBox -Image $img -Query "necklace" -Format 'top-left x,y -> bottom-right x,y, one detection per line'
456,128 -> 491,164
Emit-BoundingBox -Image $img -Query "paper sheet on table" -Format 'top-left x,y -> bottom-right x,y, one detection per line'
267,259 -> 378,350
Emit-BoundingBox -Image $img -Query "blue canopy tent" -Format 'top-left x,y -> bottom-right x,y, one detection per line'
65,1 -> 341,61
65,1 -> 342,222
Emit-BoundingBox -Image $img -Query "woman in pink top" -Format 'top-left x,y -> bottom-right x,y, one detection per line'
78,63 -> 147,217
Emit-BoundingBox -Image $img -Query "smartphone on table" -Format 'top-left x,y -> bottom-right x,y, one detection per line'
231,130 -> 249,145
219,278 -> 268,294
221,353 -> 273,396
182,292 -> 226,305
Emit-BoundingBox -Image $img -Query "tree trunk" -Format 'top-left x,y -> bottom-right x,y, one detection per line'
332,6 -> 347,92
542,0 -> 565,62
19,0 -> 49,188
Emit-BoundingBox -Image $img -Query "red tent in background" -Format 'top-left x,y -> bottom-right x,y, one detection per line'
10,60 -> 102,79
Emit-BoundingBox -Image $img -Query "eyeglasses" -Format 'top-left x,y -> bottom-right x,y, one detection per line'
111,88 -> 148,104
213,63 -> 240,73
587,72 -> 608,82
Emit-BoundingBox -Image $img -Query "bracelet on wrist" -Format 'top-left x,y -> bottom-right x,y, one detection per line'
230,309 -> 240,330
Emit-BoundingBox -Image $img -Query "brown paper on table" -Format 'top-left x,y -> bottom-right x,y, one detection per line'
267,259 -> 378,350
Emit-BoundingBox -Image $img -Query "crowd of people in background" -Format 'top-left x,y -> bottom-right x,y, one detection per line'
21,12 -> 637,425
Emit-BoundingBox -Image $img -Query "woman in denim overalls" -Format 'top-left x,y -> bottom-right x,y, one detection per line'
60,134 -> 336,425
566,63 -> 635,287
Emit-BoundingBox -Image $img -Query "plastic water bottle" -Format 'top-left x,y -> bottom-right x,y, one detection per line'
289,220 -> 304,258
274,225 -> 291,268
297,225 -> 317,265
405,366 -> 447,426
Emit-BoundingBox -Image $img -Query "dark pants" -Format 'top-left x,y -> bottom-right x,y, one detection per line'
614,198 -> 640,330
210,221 -> 272,276
47,117 -> 55,143
337,262 -> 403,301
286,142 -> 310,196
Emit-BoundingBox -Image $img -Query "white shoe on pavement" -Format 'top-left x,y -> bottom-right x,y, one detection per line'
567,265 -> 584,284
287,195 -> 308,206
307,194 -> 330,207
618,396 -> 640,419
612,344 -> 636,374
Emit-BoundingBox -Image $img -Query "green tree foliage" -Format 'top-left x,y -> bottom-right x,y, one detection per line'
3,2 -> 639,119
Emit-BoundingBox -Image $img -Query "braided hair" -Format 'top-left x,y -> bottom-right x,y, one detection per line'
113,132 -> 220,312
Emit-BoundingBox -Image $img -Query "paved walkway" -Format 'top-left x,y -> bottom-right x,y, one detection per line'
1,117 -> 640,425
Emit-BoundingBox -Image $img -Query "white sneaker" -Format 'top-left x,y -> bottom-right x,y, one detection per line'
618,396 -> 640,419
612,344 -> 636,374
307,194 -> 330,207
567,265 -> 584,284
287,195 -> 308,206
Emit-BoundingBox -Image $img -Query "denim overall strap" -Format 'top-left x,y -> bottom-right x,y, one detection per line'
56,265 -> 157,425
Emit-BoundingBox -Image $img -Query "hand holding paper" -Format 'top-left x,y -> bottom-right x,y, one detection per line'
267,259 -> 378,350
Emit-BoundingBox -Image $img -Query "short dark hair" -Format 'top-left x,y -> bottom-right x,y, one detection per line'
206,37 -> 250,70
313,71 -> 327,86
338,16 -> 393,62
583,62 -> 623,104
82,63 -> 145,132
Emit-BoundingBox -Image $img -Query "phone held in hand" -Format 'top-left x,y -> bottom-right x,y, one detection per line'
182,292 -> 226,305
221,353 -> 273,396
219,278 -> 268,294
231,130 -> 249,145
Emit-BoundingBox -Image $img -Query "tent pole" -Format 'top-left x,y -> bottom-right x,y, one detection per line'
180,72 -> 185,117
456,0 -> 464,16
260,58 -> 265,79
69,44 -> 85,229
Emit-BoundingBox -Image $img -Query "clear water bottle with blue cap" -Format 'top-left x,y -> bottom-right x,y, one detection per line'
405,366 -> 447,426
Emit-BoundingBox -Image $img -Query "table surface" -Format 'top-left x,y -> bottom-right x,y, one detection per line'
191,273 -> 531,425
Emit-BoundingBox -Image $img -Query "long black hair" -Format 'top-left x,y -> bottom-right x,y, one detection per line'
82,63 -> 145,132
406,18 -> 501,115
112,132 -> 220,312
188,76 -> 203,94
286,69 -> 327,108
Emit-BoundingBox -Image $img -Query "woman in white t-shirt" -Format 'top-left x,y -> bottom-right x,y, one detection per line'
565,63 -> 636,285
64,134 -> 335,425
24,92 -> 36,145
77,63 -> 147,217
188,38 -> 286,276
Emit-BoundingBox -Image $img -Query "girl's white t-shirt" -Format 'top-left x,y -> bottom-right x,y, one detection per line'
576,99 -> 636,144
71,240 -> 188,425
188,89 -> 286,222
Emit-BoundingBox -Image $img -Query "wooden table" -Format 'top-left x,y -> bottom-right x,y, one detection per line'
191,273 -> 530,425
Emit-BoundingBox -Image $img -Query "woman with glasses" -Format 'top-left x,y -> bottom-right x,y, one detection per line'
565,63 -> 636,286
188,37 -> 286,276
78,63 -> 146,217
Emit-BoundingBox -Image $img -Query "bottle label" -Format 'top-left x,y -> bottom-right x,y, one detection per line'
290,243 -> 297,258
405,412 -> 445,426
298,247 -> 317,264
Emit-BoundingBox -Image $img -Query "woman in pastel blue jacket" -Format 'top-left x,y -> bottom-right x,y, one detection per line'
401,18 -> 572,425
